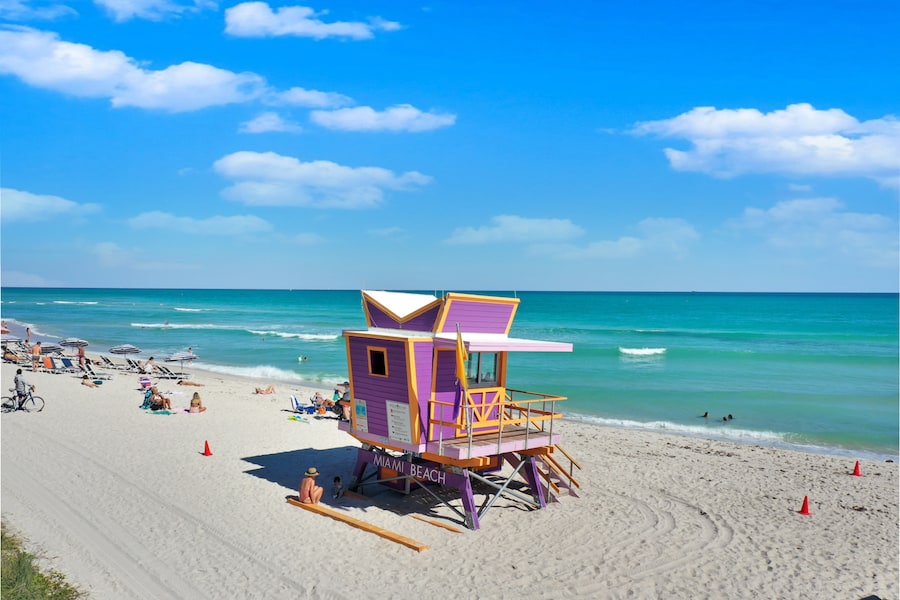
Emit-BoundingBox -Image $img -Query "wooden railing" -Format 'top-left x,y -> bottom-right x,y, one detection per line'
428,388 -> 567,456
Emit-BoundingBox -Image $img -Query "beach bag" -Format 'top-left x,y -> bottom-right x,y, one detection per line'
140,377 -> 152,388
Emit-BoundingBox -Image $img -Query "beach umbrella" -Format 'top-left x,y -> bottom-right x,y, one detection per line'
40,343 -> 63,354
109,344 -> 142,355
59,337 -> 89,348
0,325 -> 9,334
166,351 -> 197,373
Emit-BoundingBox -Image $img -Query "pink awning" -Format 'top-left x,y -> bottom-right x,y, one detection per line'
434,332 -> 572,353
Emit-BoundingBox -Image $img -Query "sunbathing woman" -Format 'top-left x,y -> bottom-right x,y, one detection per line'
149,387 -> 171,410
189,392 -> 207,413
254,385 -> 275,395
177,380 -> 204,387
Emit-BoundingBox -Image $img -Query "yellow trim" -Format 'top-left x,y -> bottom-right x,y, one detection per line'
406,338 -> 421,443
435,292 -> 520,334
366,345 -> 389,378
361,291 -> 443,327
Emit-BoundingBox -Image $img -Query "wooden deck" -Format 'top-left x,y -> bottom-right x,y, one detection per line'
425,425 -> 560,459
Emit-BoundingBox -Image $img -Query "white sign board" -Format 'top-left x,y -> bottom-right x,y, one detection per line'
385,400 -> 412,444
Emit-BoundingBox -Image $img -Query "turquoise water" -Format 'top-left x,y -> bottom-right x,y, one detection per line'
2,288 -> 897,460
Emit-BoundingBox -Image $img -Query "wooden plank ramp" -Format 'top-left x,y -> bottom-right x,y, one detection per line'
286,498 -> 428,552
410,514 -> 464,533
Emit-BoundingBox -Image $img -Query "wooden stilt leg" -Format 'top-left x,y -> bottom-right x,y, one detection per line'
460,470 -> 480,530
522,455 -> 546,508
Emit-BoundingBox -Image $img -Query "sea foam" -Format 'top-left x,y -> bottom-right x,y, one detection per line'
619,347 -> 666,356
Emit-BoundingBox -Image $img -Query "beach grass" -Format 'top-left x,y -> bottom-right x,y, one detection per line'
1,522 -> 84,600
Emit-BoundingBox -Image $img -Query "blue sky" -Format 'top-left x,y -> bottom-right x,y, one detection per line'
1,0 -> 897,292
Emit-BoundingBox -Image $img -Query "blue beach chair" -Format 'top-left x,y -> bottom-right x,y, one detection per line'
290,395 -> 315,414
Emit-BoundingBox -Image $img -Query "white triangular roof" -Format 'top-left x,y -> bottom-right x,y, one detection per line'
363,290 -> 438,319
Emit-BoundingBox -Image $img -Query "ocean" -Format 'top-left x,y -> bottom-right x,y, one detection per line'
2,288 -> 897,460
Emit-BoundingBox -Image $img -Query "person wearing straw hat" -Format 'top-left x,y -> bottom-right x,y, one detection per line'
299,467 -> 323,504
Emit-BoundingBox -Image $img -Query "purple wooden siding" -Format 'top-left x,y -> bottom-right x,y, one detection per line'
402,305 -> 441,332
412,340 -> 434,442
348,337 -> 410,440
431,350 -> 463,441
441,300 -> 515,334
366,302 -> 401,328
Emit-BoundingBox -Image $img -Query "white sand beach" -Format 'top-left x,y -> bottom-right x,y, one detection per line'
1,359 -> 897,599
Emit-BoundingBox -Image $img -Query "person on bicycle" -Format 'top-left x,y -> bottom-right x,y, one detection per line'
14,368 -> 34,409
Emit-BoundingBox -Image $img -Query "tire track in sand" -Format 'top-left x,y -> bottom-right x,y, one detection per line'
3,421 -> 317,599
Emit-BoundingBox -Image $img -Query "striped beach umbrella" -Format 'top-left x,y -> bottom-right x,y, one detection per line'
60,337 -> 89,348
109,344 -> 142,355
166,351 -> 197,373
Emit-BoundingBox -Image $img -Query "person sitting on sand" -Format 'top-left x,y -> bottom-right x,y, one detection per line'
189,392 -> 207,413
254,385 -> 275,395
313,392 -> 334,408
177,380 -> 204,387
148,386 -> 171,411
81,374 -> 100,388
299,467 -> 323,504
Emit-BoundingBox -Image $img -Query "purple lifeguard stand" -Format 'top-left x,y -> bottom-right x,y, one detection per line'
339,291 -> 580,529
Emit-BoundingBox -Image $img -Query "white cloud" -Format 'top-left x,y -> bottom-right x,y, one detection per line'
369,226 -> 403,237
446,215 -> 584,245
0,26 -> 266,112
127,211 -> 274,235
731,197 -> 898,267
224,2 -> 400,39
239,111 -> 302,133
91,241 -> 133,267
269,86 -> 353,108
0,270 -> 53,286
94,0 -> 214,22
213,150 -> 432,208
0,188 -> 100,223
0,0 -> 77,20
553,217 -> 698,260
631,103 -> 900,186
290,232 -> 324,244
311,104 -> 456,132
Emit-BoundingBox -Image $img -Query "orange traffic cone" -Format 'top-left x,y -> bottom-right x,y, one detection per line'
852,460 -> 862,477
798,495 -> 811,516
202,440 -> 213,456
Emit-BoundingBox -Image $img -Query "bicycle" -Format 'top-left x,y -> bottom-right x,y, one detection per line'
2,388 -> 45,413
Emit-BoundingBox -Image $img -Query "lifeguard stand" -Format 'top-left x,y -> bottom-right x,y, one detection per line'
339,291 -> 581,529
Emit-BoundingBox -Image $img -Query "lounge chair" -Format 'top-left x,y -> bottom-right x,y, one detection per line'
83,362 -> 114,380
41,356 -> 64,373
100,355 -> 128,370
125,358 -> 143,372
155,365 -> 181,379
57,357 -> 82,373
290,395 -> 316,415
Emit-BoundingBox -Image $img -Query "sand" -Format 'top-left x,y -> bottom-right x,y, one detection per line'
1,358 -> 897,600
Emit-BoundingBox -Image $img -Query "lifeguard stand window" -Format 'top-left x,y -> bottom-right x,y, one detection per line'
368,347 -> 388,377
466,352 -> 498,388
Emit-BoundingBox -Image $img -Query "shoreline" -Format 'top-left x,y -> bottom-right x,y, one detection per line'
3,317 -> 897,462
1,356 -> 897,598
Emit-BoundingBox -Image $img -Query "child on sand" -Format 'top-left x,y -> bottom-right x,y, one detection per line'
332,476 -> 344,499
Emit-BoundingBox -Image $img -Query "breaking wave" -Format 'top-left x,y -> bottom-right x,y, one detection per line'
619,347 -> 667,356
